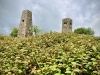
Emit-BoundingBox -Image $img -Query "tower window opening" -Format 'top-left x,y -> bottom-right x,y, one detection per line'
70,23 -> 72,25
64,22 -> 67,24
64,22 -> 67,27
22,20 -> 24,22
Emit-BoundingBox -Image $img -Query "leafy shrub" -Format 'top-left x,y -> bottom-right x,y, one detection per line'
0,32 -> 100,75
74,27 -> 95,35
9,27 -> 18,37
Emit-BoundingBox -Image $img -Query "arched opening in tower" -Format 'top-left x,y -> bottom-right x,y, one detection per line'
64,22 -> 67,27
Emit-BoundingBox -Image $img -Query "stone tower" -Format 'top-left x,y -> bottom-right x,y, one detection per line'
62,18 -> 72,33
18,10 -> 33,38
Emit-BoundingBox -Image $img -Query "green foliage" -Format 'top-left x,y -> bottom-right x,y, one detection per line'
74,27 -> 95,35
32,25 -> 42,35
9,25 -> 42,37
0,32 -> 100,75
9,27 -> 18,37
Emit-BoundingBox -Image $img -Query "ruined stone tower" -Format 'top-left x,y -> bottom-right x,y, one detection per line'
18,10 -> 33,38
62,18 -> 72,33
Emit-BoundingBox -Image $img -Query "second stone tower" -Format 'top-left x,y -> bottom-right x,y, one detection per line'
62,18 -> 72,33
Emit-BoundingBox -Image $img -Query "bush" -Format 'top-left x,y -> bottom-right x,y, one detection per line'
0,32 -> 100,74
74,27 -> 95,35
9,27 -> 18,37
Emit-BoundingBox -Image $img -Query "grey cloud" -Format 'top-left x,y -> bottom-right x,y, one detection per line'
92,18 -> 100,36
0,0 -> 26,35
0,0 -> 100,36
30,0 -> 62,33
63,0 -> 100,33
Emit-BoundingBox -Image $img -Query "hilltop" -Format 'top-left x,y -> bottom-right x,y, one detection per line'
0,32 -> 100,75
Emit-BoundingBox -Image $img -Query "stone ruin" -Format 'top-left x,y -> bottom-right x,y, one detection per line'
18,10 -> 72,38
17,10 -> 33,38
62,18 -> 72,33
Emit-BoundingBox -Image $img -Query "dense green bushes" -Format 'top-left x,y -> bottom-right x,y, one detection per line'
0,32 -> 100,75
74,27 -> 95,35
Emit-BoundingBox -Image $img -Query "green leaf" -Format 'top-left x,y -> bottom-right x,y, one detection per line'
65,71 -> 71,74
88,62 -> 92,65
91,58 -> 96,61
71,62 -> 77,65
93,61 -> 98,65
89,66 -> 93,69
54,73 -> 61,75
18,69 -> 23,74
66,67 -> 71,71
92,71 -> 98,74
7,72 -> 12,75
73,68 -> 81,72
92,45 -> 97,51
82,69 -> 87,72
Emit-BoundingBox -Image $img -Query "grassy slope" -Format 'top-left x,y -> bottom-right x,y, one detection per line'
0,32 -> 100,75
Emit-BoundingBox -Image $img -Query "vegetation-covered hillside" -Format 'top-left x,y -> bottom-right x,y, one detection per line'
0,32 -> 100,75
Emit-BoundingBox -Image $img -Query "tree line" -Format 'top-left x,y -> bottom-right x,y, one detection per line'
10,25 -> 95,37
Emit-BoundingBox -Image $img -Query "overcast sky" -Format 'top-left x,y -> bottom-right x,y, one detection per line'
0,0 -> 100,36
